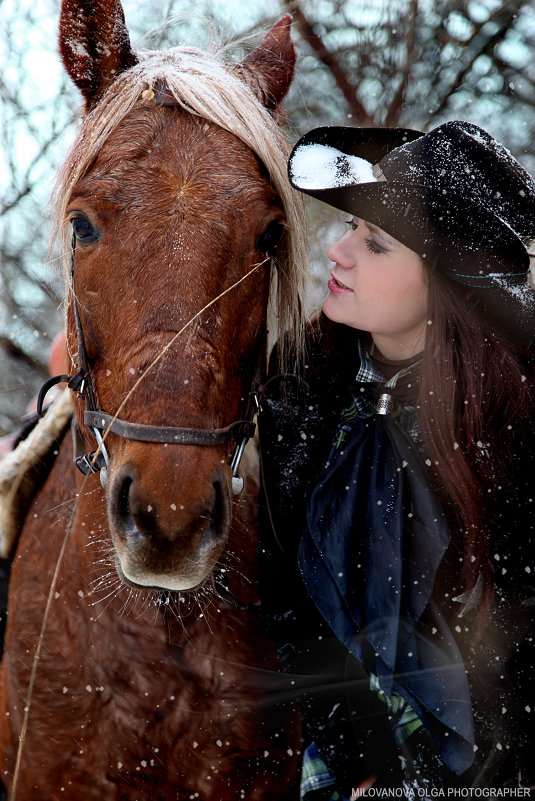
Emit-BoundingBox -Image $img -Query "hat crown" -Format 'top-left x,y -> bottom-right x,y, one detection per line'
382,121 -> 535,241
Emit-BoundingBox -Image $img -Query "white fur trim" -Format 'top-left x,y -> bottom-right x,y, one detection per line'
0,389 -> 73,558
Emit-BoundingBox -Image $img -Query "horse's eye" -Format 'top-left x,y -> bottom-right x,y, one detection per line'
70,214 -> 101,245
256,220 -> 284,256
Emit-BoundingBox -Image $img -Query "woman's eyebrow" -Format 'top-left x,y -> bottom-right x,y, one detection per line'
363,221 -> 393,245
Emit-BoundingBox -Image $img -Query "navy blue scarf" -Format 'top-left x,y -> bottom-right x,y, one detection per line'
298,413 -> 475,775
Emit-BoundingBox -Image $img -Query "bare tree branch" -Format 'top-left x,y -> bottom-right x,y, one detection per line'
0,336 -> 48,374
281,0 -> 374,126
384,0 -> 419,126
427,3 -> 523,124
0,186 -> 32,216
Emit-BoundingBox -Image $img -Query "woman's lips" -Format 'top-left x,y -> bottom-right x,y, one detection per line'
328,272 -> 353,294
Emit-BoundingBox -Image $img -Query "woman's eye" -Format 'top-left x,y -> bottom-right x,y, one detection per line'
70,214 -> 101,245
256,220 -> 284,256
365,238 -> 386,255
345,218 -> 359,231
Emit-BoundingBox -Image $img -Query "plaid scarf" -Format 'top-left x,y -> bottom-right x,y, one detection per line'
333,340 -> 421,453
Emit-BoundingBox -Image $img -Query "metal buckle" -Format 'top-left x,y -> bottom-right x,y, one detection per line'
252,389 -> 263,414
74,451 -> 106,475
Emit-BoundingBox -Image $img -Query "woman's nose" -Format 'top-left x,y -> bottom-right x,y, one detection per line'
327,234 -> 352,269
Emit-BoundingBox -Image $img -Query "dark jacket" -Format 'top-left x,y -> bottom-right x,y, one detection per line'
257,316 -> 535,793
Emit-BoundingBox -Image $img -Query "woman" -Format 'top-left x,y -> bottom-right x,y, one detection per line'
257,121 -> 535,795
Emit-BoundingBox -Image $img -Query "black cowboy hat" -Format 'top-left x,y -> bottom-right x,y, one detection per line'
288,121 -> 535,346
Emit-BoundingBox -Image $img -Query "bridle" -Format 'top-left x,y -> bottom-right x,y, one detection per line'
37,235 -> 264,496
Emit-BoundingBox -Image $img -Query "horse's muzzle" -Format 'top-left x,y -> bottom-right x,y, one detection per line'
106,458 -> 232,591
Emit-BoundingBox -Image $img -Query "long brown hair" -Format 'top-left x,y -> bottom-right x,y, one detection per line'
418,264 -> 534,610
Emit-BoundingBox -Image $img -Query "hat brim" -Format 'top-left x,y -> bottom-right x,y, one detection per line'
288,125 -> 424,168
299,180 -> 527,270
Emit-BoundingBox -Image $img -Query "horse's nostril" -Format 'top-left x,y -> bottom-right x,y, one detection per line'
109,468 -> 230,548
112,472 -> 159,539
111,472 -> 136,537
117,475 -> 133,517
212,481 -> 224,531
198,482 -> 227,550
210,480 -> 228,541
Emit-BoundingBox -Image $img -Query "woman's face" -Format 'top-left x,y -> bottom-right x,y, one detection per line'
323,217 -> 428,360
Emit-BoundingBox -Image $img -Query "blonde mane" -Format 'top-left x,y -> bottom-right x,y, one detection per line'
53,44 -> 308,366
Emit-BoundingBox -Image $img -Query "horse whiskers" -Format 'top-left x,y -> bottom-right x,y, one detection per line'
125,585 -> 152,618
92,601 -> 115,622
192,588 -> 215,635
88,544 -> 111,558
134,594 -> 160,625
84,529 -> 112,542
90,583 -> 123,611
157,595 -> 188,633
44,487 -> 102,515
87,577 -> 158,624
88,568 -> 124,595
90,566 -> 121,588
118,587 -> 140,618
88,575 -> 120,596
91,586 -> 126,620
86,543 -> 115,563
87,552 -> 116,575
89,567 -> 115,582
156,593 -> 194,631
88,587 -> 117,604
217,555 -> 253,587
152,582 -> 221,632
89,557 -> 116,575
87,569 -> 117,590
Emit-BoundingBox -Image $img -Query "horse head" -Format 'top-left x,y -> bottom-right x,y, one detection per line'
56,0 -> 306,593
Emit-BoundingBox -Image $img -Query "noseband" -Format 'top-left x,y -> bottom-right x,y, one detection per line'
38,236 -> 264,496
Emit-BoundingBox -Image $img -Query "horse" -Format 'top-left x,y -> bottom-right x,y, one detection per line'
0,1 -> 307,797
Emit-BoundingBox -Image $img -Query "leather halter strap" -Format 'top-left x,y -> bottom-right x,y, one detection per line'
84,411 -> 256,446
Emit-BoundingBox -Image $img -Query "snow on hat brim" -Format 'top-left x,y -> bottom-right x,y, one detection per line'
288,126 -> 424,176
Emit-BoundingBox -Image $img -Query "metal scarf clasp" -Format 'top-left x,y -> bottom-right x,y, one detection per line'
376,392 -> 395,415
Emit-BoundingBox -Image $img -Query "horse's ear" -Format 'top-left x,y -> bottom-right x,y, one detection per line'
59,0 -> 138,111
234,15 -> 296,111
